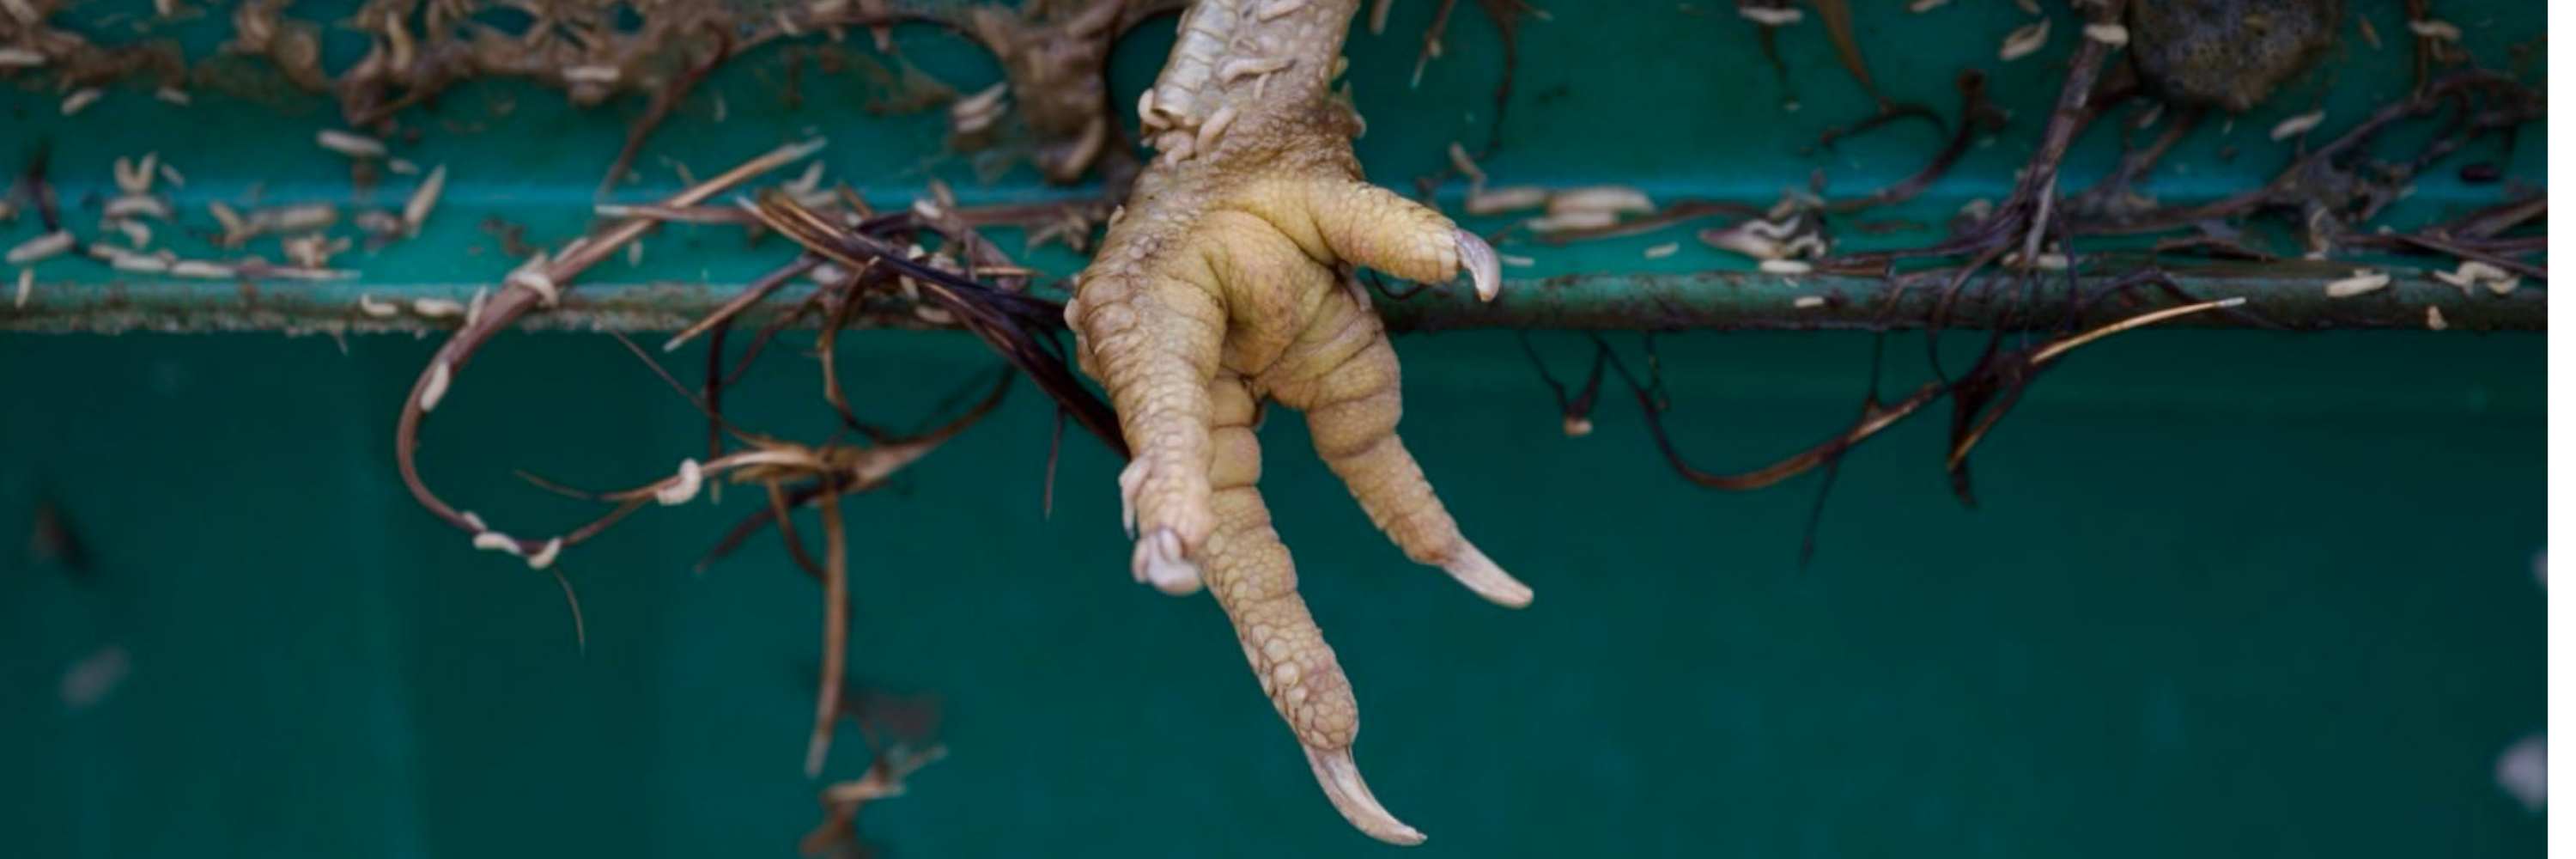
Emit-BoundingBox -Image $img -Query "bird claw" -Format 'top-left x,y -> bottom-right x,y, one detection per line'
1120,458 -> 1209,596
1304,745 -> 1425,846
1441,542 -> 1533,608
1117,457 -> 1147,539
1131,527 -> 1203,596
1454,228 -> 1501,302
1067,0 -> 1527,842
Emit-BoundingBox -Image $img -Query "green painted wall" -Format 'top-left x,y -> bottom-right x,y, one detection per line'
0,0 -> 2546,855
0,327 -> 2542,856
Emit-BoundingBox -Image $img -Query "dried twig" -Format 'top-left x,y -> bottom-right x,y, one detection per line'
396,139 -> 827,557
806,476 -> 851,777
748,192 -> 1127,456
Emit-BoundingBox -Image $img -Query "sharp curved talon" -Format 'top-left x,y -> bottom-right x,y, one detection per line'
1454,228 -> 1502,302
1132,527 -> 1204,595
1441,543 -> 1533,608
1303,746 -> 1426,846
1117,458 -> 1147,539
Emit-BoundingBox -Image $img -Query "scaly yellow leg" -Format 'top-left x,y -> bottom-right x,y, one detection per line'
1066,0 -> 1522,844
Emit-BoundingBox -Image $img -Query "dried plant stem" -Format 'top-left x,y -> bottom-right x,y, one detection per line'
2027,296 -> 2245,365
807,478 -> 851,777
396,139 -> 826,555
665,256 -> 823,352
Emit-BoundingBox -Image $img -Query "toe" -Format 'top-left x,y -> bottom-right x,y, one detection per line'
1131,527 -> 1205,595
1291,180 -> 1492,302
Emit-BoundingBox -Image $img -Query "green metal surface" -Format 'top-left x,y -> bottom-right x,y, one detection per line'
0,1 -> 2549,331
0,2 -> 2549,856
0,328 -> 2544,856
2,269 -> 2545,334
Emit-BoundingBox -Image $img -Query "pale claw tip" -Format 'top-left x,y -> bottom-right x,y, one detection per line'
1454,228 -> 1501,302
1442,543 -> 1533,608
1116,460 -> 1149,539
1131,527 -> 1204,596
1303,746 -> 1426,846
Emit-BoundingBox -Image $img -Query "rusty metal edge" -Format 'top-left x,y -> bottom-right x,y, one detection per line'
0,270 -> 2543,334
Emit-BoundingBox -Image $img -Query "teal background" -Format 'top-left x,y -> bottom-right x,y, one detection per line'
0,0 -> 2546,295
0,0 -> 2549,856
0,327 -> 2546,856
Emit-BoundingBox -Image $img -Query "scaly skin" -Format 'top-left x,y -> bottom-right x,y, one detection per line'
1064,0 -> 1522,844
